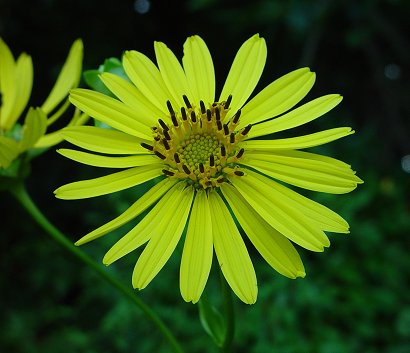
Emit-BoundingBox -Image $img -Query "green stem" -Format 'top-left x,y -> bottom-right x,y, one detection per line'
220,270 -> 235,353
10,182 -> 184,353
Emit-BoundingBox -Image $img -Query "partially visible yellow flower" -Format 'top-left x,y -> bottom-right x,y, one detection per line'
0,38 -> 87,169
55,34 -> 363,304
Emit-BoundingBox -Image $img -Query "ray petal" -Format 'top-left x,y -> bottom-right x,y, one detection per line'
219,34 -> 267,119
102,181 -> 183,264
154,41 -> 193,108
123,50 -> 178,112
69,88 -> 152,139
221,183 -> 305,278
241,127 -> 354,149
54,164 -> 163,200
248,94 -> 343,138
229,171 -> 330,251
76,178 -> 176,245
208,190 -> 257,304
61,126 -> 149,155
18,108 -> 47,151
57,149 -> 158,168
239,68 -> 315,128
242,150 -> 363,194
41,39 -> 83,115
132,185 -> 194,289
183,35 -> 215,105
100,72 -> 166,123
0,136 -> 19,168
180,189 -> 213,303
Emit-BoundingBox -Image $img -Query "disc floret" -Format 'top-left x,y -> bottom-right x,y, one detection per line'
141,95 -> 251,189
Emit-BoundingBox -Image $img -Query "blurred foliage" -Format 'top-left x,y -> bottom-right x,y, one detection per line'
1,0 -> 409,352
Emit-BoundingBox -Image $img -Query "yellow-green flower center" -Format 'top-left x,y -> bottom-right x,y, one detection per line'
142,95 -> 251,190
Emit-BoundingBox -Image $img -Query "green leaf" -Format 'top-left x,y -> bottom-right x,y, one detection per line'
83,69 -> 113,96
83,57 -> 128,96
198,297 -> 226,347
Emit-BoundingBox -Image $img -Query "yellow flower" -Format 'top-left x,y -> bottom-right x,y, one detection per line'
0,38 -> 86,169
55,34 -> 362,304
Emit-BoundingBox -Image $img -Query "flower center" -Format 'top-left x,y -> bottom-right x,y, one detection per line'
141,95 -> 251,190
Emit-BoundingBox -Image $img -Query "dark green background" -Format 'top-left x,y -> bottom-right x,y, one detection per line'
1,0 -> 409,352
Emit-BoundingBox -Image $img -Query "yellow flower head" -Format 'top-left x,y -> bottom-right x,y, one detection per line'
55,34 -> 363,304
0,38 -> 86,169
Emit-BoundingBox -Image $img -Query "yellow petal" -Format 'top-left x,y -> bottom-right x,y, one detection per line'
18,108 -> 47,152
60,126 -> 148,154
41,39 -> 83,115
0,39 -> 32,131
69,89 -> 152,139
242,150 -> 362,194
132,184 -> 194,289
34,111 -> 89,148
229,171 -> 330,251
57,149 -> 158,168
239,68 -> 315,128
54,164 -> 163,200
221,183 -> 305,278
241,127 -> 354,150
77,178 -> 176,246
235,168 -> 348,233
154,41 -> 192,108
182,35 -> 215,105
0,136 -> 19,168
123,50 -> 176,113
249,94 -> 343,138
100,72 -> 165,124
219,34 -> 267,119
180,189 -> 213,303
103,181 -> 184,264
0,38 -> 16,131
208,190 -> 257,304
10,53 -> 33,129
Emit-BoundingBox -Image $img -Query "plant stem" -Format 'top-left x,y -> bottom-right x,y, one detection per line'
220,270 -> 235,353
10,182 -> 184,353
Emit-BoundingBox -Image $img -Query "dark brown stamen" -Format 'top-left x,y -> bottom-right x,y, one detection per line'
216,120 -> 222,131
163,169 -> 175,176
232,109 -> 241,124
225,95 -> 232,109
166,101 -> 174,115
163,129 -> 171,140
210,154 -> 215,166
221,145 -> 226,157
215,107 -> 220,121
199,163 -> 204,173
174,153 -> 180,163
182,164 -> 191,174
236,148 -> 244,158
181,107 -> 188,120
171,114 -> 178,127
158,119 -> 169,131
223,124 -> 229,136
241,124 -> 252,135
162,139 -> 170,150
183,95 -> 192,108
191,111 -> 197,123
200,100 -> 206,114
230,132 -> 235,143
141,143 -> 154,151
234,170 -> 244,176
206,109 -> 212,121
154,151 -> 166,160
217,177 -> 225,183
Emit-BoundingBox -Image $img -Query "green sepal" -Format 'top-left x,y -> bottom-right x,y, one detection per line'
198,297 -> 226,347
